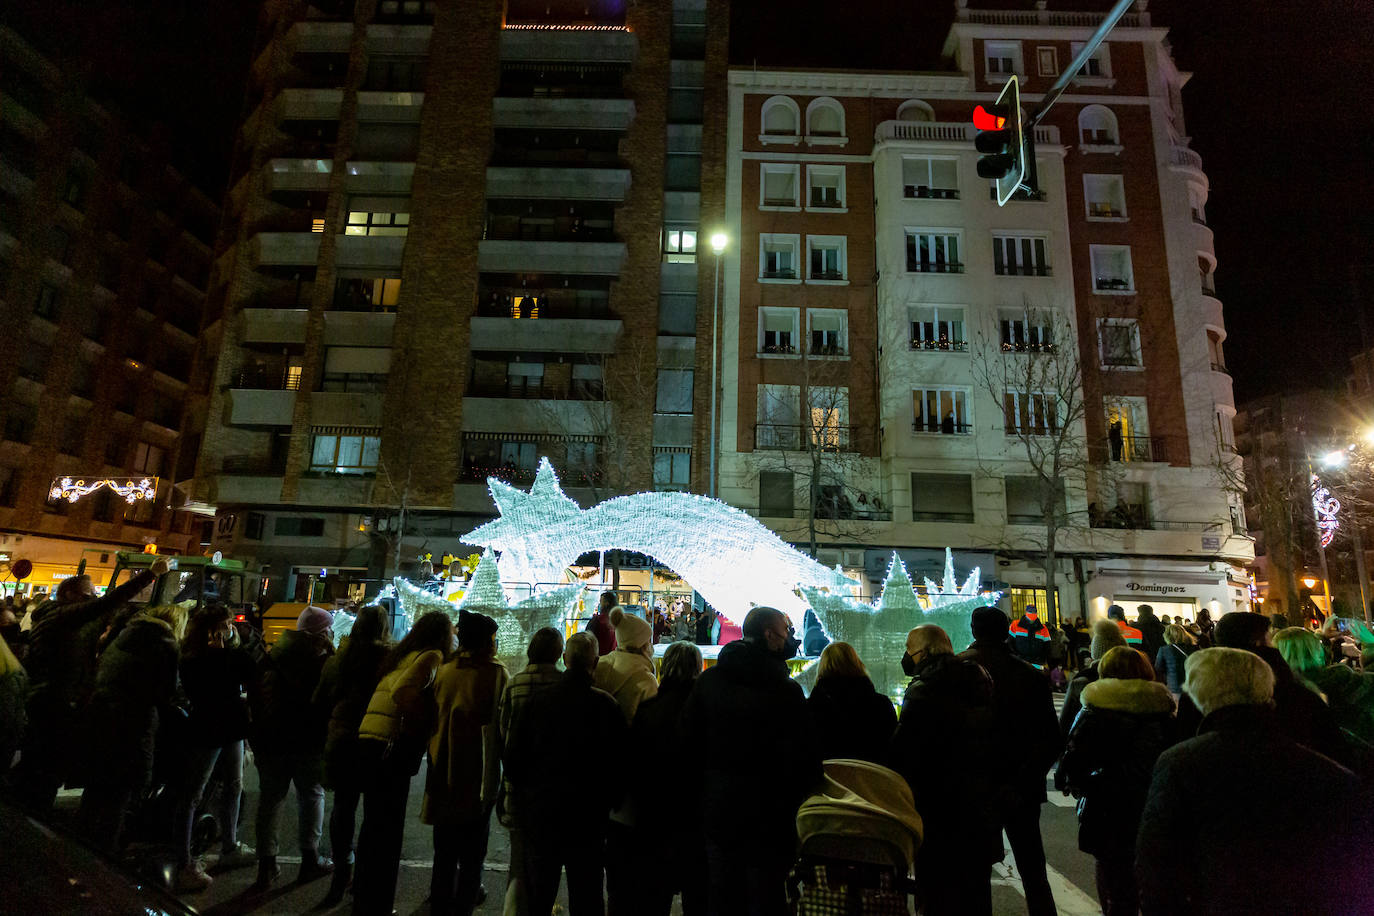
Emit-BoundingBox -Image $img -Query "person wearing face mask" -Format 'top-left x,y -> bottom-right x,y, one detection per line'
890,625 -> 1001,916
680,607 -> 821,915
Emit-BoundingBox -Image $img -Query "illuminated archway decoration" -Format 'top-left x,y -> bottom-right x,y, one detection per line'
1312,474 -> 1340,548
49,476 -> 157,504
462,459 -> 856,629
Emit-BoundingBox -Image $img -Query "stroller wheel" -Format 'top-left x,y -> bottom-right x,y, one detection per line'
191,813 -> 219,858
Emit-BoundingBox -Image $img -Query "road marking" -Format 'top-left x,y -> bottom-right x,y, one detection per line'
992,833 -> 1099,916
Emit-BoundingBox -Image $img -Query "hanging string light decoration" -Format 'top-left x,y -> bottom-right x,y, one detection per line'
462,458 -> 855,629
49,476 -> 157,504
1311,474 -> 1340,549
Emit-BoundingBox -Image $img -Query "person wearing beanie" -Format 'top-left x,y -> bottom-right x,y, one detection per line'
959,606 -> 1061,916
249,605 -> 336,889
593,607 -> 659,725
423,611 -> 507,915
1059,619 -> 1129,735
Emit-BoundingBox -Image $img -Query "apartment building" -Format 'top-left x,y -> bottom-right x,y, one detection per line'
188,0 -> 728,600
0,27 -> 219,592
713,0 -> 1253,621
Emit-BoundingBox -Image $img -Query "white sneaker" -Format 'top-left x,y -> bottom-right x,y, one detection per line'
175,862 -> 214,893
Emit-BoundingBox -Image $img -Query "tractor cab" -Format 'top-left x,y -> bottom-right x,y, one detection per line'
108,552 -> 262,619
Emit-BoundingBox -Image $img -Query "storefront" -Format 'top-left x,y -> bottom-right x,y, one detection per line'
1087,560 -> 1250,622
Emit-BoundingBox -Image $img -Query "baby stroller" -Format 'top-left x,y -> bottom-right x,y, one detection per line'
788,759 -> 923,915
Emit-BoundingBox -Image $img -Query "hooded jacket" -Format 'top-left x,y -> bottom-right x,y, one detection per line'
1056,676 -> 1174,859
592,647 -> 658,724
1009,614 -> 1052,665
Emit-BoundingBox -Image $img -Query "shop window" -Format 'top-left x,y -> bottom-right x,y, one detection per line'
1008,586 -> 1058,620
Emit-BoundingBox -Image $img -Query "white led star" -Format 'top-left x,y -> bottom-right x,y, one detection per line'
457,550 -> 585,673
463,458 -> 854,629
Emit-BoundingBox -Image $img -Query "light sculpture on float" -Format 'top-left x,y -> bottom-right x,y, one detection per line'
802,550 -> 1001,699
49,476 -> 157,504
456,550 -> 585,674
462,458 -> 855,629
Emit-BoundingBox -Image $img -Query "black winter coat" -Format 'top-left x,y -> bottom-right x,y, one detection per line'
314,637 -> 389,790
1056,677 -> 1174,859
1058,663 -> 1100,736
83,617 -> 179,789
890,653 -> 1002,865
1135,610 -> 1166,659
1152,643 -> 1192,695
807,674 -> 897,763
680,639 -> 821,856
1136,704 -> 1374,916
181,646 -> 255,748
250,629 -> 331,757
959,639 -> 1062,804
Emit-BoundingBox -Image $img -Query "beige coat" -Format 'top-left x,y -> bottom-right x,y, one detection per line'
592,648 -> 658,724
421,652 -> 508,824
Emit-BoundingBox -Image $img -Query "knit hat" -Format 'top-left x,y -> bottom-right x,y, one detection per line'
297,606 -> 334,637
609,606 -> 652,650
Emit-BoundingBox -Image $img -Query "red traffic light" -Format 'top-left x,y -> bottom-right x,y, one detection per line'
973,105 -> 1007,131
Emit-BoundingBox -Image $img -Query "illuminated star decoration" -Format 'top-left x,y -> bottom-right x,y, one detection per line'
463,458 -> 855,629
1311,474 -> 1340,549
456,549 -> 585,673
49,476 -> 156,504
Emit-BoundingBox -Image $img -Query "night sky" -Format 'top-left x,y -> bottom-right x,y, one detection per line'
5,0 -> 1369,403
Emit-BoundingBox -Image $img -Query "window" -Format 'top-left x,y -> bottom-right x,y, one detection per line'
807,386 -> 849,450
1003,390 -> 1060,436
243,512 -> 266,540
896,100 -> 935,122
133,442 -> 165,475
910,305 -> 967,351
345,210 -> 409,236
1006,476 -> 1066,525
999,309 -> 1055,352
759,234 -> 800,281
993,234 -> 1050,277
1009,586 -> 1059,620
905,230 -> 962,273
1215,410 -> 1236,454
1207,330 -> 1227,373
1189,187 -> 1208,225
34,283 -> 60,320
760,163 -> 800,208
1084,174 -> 1127,219
1037,47 -> 1059,76
1078,105 -> 1119,146
1101,481 -> 1151,527
760,470 -> 795,517
912,387 -> 971,435
759,307 -> 799,355
806,165 -> 845,209
761,96 -> 801,138
1071,41 -> 1112,79
902,157 -> 958,199
911,472 -> 974,522
275,517 -> 326,537
805,98 -> 845,139
653,448 -> 691,491
757,384 -> 800,449
335,276 -> 401,312
1090,245 -> 1135,292
0,466 -> 19,507
807,309 -> 847,356
310,433 -> 381,474
60,415 -> 85,456
655,369 -> 693,414
664,153 -> 701,190
1106,397 -> 1152,462
61,169 -> 88,209
663,227 -> 697,263
985,41 -> 1022,77
1098,319 -> 1142,367
806,236 -> 846,282
3,405 -> 36,444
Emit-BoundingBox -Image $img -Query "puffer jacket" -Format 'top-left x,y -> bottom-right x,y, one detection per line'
357,648 -> 443,770
84,617 -> 179,788
592,647 -> 658,724
250,629 -> 331,757
1057,676 -> 1174,859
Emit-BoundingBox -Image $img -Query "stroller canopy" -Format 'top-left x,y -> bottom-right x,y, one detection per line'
796,759 -> 924,868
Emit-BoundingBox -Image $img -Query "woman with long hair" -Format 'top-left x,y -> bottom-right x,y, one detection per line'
313,605 -> 391,907
806,641 -> 897,762
351,611 -> 453,915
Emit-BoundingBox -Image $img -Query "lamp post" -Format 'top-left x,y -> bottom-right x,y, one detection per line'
708,232 -> 727,498
1320,444 -> 1373,623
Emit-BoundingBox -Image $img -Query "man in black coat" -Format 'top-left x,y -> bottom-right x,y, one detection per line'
681,607 -> 820,916
1136,647 -> 1374,915
959,607 -> 1062,916
506,631 -> 628,915
891,625 -> 1001,916
1134,605 -> 1166,660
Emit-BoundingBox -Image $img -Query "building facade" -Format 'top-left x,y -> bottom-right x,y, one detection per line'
188,0 -> 729,600
711,1 -> 1253,621
0,27 -> 219,593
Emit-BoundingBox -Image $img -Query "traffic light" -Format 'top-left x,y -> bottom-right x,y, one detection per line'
975,75 -> 1025,206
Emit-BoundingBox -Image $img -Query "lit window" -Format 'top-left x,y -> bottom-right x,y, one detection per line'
912,387 -> 971,435
807,386 -> 849,450
909,305 -> 967,351
663,227 -> 697,263
999,310 -> 1056,353
1003,390 -> 1060,436
345,211 -> 409,236
312,217 -> 326,233
310,433 -> 381,474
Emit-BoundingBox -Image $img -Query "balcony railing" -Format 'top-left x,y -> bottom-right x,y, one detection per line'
761,268 -> 797,280
482,220 -> 616,243
759,342 -> 797,355
1088,202 -> 1124,217
995,264 -> 1052,277
809,192 -> 844,208
234,367 -> 301,390
906,186 -> 959,200
912,420 -> 972,435
475,295 -> 615,321
221,455 -> 287,475
906,260 -> 964,274
762,196 -> 797,207
809,269 -> 845,281
754,424 -> 864,452
1091,508 -> 1215,532
1000,340 -> 1056,354
466,381 -> 605,401
911,338 -> 969,352
321,372 -> 387,393
1105,435 -> 1169,463
1094,277 -> 1133,292
460,460 -> 606,487
808,342 -> 846,357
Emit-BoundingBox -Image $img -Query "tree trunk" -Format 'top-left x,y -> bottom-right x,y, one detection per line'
1042,523 -> 1060,628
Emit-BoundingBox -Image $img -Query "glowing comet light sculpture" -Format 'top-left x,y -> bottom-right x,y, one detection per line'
49,476 -> 157,504
462,458 -> 855,629
1312,474 -> 1341,548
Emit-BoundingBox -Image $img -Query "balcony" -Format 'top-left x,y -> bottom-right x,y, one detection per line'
995,264 -> 1051,278
491,97 -> 635,131
910,338 -> 969,353
1093,277 -> 1134,293
466,380 -> 605,401
486,166 -> 631,201
483,217 -> 615,244
754,424 -> 869,452
233,366 -> 301,390
1169,145 -> 1205,179
250,232 -> 321,267
875,120 -> 1060,147
461,397 -> 611,436
477,239 -> 627,276
311,391 -> 383,427
498,25 -> 636,63
241,308 -> 309,344
1104,435 -> 1169,464
905,186 -> 959,200
906,260 -> 964,274
356,90 -> 424,122
226,388 -> 296,426
324,311 -> 397,346
912,420 -> 973,436
470,316 -> 623,354
273,87 -> 343,122
336,234 -> 407,270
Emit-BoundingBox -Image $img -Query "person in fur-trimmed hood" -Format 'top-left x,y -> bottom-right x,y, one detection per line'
1056,646 -> 1175,916
592,606 -> 659,724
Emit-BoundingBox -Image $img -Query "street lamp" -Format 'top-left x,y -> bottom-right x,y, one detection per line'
708,232 -> 727,498
1302,575 -> 1318,590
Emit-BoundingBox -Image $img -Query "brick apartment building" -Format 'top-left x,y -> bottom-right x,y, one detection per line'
188,0 -> 729,600
0,26 -> 220,593
710,0 -> 1254,620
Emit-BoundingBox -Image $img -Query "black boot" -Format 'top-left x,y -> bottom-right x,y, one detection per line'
316,861 -> 351,908
251,855 -> 280,891
298,853 -> 334,884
